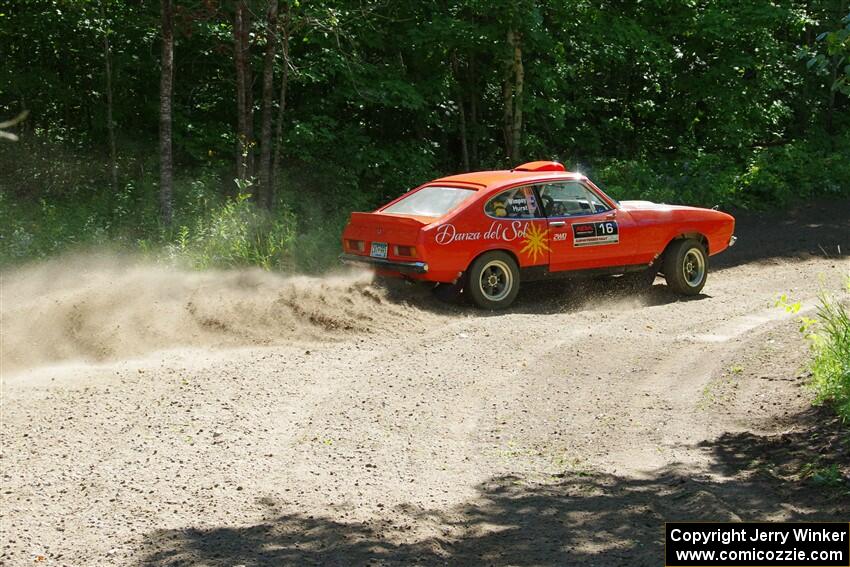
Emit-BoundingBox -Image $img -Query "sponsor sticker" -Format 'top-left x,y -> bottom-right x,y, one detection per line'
572,221 -> 619,247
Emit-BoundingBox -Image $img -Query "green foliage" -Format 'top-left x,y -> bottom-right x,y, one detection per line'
289,228 -> 344,274
800,460 -> 845,488
0,162 -> 303,271
737,135 -> 850,207
167,190 -> 296,270
1,0 -> 848,271
802,12 -> 850,96
779,280 -> 850,422
594,134 -> 850,208
807,283 -> 850,421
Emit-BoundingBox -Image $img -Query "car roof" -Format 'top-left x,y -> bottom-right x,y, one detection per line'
431,169 -> 584,191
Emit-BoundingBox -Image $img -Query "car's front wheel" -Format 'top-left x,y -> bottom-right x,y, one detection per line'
467,251 -> 520,310
662,238 -> 708,295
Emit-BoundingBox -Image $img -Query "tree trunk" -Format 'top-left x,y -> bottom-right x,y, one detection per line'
159,0 -> 174,227
502,28 -> 524,165
451,52 -> 469,172
502,38 -> 514,164
234,1 -> 249,184
826,57 -> 839,137
102,2 -> 118,195
243,8 -> 255,181
510,31 -> 524,164
258,0 -> 279,209
271,3 -> 291,193
468,55 -> 479,169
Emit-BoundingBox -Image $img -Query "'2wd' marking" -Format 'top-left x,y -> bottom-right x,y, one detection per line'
572,221 -> 619,247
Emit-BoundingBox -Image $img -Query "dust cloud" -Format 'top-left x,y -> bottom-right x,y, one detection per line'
1,254 -> 432,374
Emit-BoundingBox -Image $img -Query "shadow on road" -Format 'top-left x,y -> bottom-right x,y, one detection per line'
509,277 -> 708,315
139,410 -> 849,567
379,268 -> 707,316
713,199 -> 849,270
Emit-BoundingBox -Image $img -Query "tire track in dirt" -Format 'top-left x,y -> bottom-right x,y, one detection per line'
1,253 -> 848,565
453,257 -> 848,479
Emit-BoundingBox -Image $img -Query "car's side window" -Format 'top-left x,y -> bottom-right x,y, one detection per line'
484,186 -> 542,219
538,182 -> 611,217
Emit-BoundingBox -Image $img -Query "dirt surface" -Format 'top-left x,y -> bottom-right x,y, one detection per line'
1,201 -> 849,566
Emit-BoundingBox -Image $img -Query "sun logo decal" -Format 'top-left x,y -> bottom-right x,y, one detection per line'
519,223 -> 550,263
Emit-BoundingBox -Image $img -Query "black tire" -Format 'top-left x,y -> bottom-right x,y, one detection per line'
662,238 -> 708,295
466,251 -> 520,310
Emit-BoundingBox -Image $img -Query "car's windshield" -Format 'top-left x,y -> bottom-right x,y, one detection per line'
382,186 -> 475,218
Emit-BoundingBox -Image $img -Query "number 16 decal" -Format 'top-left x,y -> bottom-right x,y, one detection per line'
572,221 -> 619,247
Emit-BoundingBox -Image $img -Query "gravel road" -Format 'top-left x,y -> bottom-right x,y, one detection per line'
2,200 -> 848,566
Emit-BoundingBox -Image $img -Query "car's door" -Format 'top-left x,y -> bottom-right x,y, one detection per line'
538,181 -> 637,272
482,184 -> 550,268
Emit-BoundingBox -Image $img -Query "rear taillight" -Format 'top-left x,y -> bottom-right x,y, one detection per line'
346,239 -> 365,252
394,245 -> 416,257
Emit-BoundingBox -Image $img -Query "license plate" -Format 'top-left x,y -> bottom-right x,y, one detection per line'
370,242 -> 388,258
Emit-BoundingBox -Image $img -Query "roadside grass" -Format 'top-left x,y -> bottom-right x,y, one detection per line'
777,279 -> 850,422
799,461 -> 845,489
162,190 -> 297,271
774,283 -> 850,493
0,171 -> 339,273
807,283 -> 850,422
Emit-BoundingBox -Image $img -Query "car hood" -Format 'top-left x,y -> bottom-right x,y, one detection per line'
618,200 -> 704,213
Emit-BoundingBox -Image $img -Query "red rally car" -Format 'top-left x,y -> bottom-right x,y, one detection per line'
341,161 -> 736,309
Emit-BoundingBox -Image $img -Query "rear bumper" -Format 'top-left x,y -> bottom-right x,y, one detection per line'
340,253 -> 429,274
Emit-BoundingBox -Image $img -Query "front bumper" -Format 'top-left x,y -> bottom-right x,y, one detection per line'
340,253 -> 429,274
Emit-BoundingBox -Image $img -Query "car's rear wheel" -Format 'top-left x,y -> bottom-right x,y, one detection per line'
467,251 -> 520,310
662,238 -> 708,295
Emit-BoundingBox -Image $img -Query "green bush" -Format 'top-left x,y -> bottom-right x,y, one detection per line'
167,190 -> 296,271
593,135 -> 850,209
782,280 -> 850,421
290,227 -> 345,274
595,159 -> 676,204
806,281 -> 850,421
594,154 -> 739,207
737,135 -> 850,208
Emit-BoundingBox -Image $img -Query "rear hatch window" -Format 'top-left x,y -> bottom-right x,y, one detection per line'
382,186 -> 475,218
